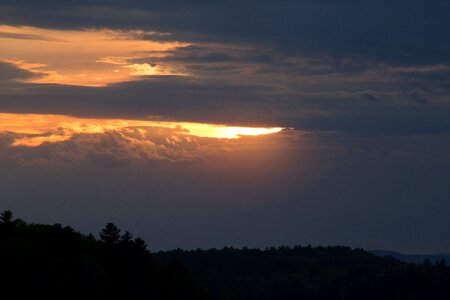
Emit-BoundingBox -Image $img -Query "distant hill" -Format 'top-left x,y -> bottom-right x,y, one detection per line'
370,250 -> 450,265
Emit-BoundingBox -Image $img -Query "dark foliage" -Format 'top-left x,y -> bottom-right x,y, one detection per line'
0,211 -> 202,299
158,247 -> 450,299
1,210 -> 450,299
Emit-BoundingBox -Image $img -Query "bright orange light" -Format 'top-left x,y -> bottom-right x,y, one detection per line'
0,113 -> 283,147
177,123 -> 284,139
0,25 -> 189,86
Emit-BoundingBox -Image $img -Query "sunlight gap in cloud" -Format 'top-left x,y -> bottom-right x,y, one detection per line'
0,113 -> 283,147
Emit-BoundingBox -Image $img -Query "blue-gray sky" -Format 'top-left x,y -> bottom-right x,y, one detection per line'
0,0 -> 449,253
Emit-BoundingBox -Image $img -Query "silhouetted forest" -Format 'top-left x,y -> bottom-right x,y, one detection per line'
0,211 -> 202,299
1,210 -> 450,299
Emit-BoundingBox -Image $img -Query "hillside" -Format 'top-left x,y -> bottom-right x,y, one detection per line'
1,210 -> 450,299
158,247 -> 450,300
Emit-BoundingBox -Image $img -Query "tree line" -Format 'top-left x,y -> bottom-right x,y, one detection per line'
1,210 -> 450,299
0,210 -> 202,299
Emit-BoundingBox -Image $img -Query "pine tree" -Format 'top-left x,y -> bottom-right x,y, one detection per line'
100,223 -> 121,245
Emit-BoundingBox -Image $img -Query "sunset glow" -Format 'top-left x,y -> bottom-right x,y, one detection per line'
0,113 -> 283,147
0,25 -> 189,86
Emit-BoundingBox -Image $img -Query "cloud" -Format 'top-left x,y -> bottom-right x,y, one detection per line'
0,31 -> 63,41
0,112 -> 285,167
125,63 -> 186,76
0,1 -> 449,138
0,25 -> 190,86
0,125 -> 287,168
1,1 -> 449,64
1,58 -> 449,137
0,126 -> 215,167
0,61 -> 42,85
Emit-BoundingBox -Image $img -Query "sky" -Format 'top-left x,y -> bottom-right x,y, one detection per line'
0,0 -> 449,253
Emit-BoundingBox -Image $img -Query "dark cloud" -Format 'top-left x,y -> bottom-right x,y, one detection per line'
0,31 -> 64,41
0,61 -> 39,85
0,58 -> 448,137
1,0 -> 449,64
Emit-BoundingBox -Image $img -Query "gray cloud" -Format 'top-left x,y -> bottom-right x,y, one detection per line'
0,61 -> 40,85
0,31 -> 64,41
1,0 -> 449,64
1,56 -> 449,137
0,126 -> 238,167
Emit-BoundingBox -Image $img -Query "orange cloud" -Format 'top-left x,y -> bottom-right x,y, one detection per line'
0,113 -> 284,167
0,113 -> 283,147
0,25 -> 189,86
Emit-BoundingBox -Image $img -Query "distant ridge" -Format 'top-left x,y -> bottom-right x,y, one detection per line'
370,250 -> 450,265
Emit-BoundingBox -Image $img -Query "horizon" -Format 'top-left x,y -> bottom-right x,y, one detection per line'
4,209 -> 450,257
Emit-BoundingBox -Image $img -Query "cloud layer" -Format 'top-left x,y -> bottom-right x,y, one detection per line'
0,0 -> 449,136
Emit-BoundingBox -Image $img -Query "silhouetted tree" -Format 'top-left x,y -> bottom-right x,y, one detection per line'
134,237 -> 148,253
0,210 -> 13,224
121,230 -> 133,243
0,210 -> 18,240
0,213 -> 203,299
100,223 -> 121,245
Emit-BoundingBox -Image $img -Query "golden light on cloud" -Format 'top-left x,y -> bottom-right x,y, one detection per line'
0,25 -> 189,86
0,113 -> 283,147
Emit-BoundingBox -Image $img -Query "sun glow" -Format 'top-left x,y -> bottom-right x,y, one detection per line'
0,113 -> 283,147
